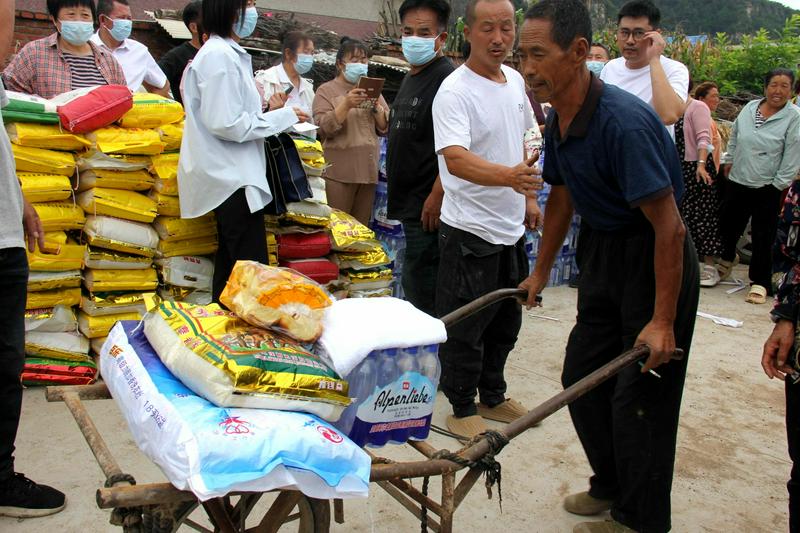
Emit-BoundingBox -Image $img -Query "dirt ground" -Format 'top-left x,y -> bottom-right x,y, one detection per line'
1,264 -> 790,532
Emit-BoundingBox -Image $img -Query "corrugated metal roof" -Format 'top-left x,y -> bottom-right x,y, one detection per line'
313,51 -> 409,73
145,12 -> 192,40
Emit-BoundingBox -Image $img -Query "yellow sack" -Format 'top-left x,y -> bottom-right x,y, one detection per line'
81,292 -> 147,317
118,93 -> 184,129
6,122 -> 91,151
157,236 -> 218,258
26,287 -> 81,310
84,247 -> 152,270
153,215 -> 216,242
78,311 -> 142,339
44,231 -> 68,244
25,331 -> 90,362
27,270 -> 82,291
76,169 -> 154,192
143,301 -> 349,418
77,187 -> 158,223
77,150 -> 151,172
334,244 -> 391,270
148,190 -> 181,217
18,173 -> 72,203
150,153 -> 179,195
284,200 -> 331,228
34,202 -> 86,231
158,121 -> 183,152
294,139 -> 324,159
87,126 -> 165,156
83,268 -> 158,292
12,144 -> 75,176
83,215 -> 159,258
27,240 -> 85,271
328,209 -> 376,252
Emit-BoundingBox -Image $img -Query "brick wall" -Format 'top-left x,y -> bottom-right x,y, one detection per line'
6,11 -> 181,66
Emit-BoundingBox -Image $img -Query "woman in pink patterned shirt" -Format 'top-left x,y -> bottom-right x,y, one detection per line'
2,0 -> 125,99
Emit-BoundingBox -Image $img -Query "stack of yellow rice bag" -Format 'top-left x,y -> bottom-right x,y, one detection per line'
7,123 -> 93,382
328,210 -> 393,298
9,94 -> 222,379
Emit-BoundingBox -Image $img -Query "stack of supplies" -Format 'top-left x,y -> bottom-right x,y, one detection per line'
7,123 -> 91,383
369,137 -> 405,299
266,137 -> 338,286
76,139 -> 158,344
329,210 -> 393,298
144,261 -> 349,420
23,305 -> 95,386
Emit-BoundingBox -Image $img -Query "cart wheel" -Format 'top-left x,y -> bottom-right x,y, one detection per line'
168,493 -> 330,532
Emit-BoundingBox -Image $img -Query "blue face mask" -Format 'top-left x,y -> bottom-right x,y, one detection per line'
233,6 -> 258,39
295,53 -> 314,75
344,62 -> 368,84
106,18 -> 132,42
586,60 -> 605,76
59,20 -> 94,46
402,35 -> 439,66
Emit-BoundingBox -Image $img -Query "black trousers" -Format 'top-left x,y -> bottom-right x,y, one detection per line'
787,378 -> 800,532
435,223 -> 528,417
719,180 -> 783,291
400,219 -> 439,317
212,189 -> 268,303
0,248 -> 28,481
563,223 -> 699,533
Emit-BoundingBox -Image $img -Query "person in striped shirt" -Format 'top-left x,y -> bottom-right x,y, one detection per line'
2,0 -> 126,99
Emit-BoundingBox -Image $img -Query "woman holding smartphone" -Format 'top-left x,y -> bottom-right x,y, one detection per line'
312,37 -> 389,225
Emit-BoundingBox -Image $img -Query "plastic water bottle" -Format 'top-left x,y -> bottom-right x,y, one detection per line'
418,345 -> 441,385
337,354 -> 377,434
397,346 -> 419,374
377,348 -> 398,387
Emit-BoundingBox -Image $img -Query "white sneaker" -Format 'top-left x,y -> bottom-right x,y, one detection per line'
700,264 -> 720,287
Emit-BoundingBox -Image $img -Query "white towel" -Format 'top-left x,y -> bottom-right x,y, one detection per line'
318,297 -> 447,376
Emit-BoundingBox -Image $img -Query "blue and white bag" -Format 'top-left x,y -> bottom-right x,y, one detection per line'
101,321 -> 370,501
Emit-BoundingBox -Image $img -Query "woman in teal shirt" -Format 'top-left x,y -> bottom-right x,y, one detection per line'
718,68 -> 800,304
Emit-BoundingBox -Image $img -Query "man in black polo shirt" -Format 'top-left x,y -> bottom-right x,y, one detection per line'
386,0 -> 454,317
517,1 -> 699,532
157,1 -> 202,105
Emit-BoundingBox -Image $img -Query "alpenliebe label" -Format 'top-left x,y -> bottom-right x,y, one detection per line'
350,371 -> 435,446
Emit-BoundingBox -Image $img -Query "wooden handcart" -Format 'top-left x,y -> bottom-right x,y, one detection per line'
45,289 -> 675,532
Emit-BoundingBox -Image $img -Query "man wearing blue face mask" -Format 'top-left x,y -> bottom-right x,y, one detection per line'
586,42 -> 610,76
91,0 -> 170,96
385,0 -> 454,318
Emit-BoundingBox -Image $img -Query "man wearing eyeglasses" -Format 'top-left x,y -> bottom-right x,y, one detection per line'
600,0 -> 688,138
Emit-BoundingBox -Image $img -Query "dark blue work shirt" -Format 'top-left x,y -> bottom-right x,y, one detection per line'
543,75 -> 683,232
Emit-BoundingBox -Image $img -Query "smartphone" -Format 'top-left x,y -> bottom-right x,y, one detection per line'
284,85 -> 294,96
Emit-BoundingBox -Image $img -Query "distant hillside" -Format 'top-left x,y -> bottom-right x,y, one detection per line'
589,0 -> 797,36
448,0 -> 797,36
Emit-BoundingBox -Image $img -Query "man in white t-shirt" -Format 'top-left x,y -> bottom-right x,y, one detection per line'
600,0 -> 688,137
91,0 -> 170,96
432,0 -> 542,439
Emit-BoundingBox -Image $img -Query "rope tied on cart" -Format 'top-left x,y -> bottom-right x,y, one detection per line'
419,430 -> 510,532
105,473 -> 143,530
